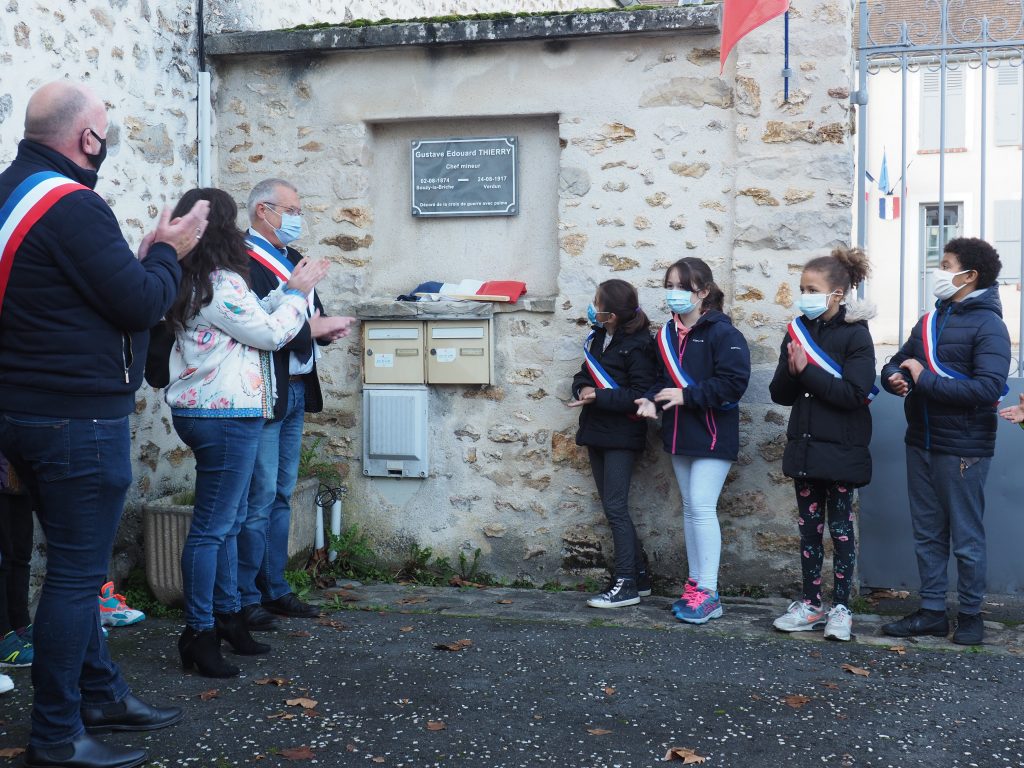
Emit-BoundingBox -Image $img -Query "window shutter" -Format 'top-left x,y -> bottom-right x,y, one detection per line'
994,199 -> 1022,281
945,68 -> 966,148
995,66 -> 1021,147
920,71 -> 940,150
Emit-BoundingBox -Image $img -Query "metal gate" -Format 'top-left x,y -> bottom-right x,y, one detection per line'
854,0 -> 1024,592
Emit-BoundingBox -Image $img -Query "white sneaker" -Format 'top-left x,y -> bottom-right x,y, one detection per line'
0,673 -> 13,694
824,604 -> 853,641
773,601 -> 828,632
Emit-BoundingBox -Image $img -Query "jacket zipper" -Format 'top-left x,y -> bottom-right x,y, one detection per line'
122,333 -> 133,384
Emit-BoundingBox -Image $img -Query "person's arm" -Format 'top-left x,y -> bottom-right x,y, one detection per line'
200,271 -> 308,351
51,193 -> 181,331
769,334 -> 800,406
680,326 -> 750,409
913,317 -> 1011,406
797,326 -> 877,410
593,337 -> 658,412
880,319 -> 921,395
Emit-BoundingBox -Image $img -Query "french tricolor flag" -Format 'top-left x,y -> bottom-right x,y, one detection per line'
879,195 -> 900,220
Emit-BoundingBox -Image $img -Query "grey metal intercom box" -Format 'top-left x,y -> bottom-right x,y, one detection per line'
361,385 -> 429,478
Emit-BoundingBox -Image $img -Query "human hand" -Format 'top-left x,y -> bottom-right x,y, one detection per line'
999,393 -> 1024,423
286,258 -> 329,295
653,387 -> 685,410
309,311 -> 355,340
788,340 -> 808,375
900,358 -> 924,383
568,386 -> 597,408
887,372 -> 910,397
137,230 -> 156,261
634,397 -> 657,419
153,201 -> 211,261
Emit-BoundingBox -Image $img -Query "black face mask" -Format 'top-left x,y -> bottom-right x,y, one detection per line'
85,128 -> 107,171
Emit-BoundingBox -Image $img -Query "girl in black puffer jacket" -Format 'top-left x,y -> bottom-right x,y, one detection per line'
569,279 -> 657,609
769,247 -> 875,642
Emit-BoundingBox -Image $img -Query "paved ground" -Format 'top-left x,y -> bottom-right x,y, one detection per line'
3,584 -> 1024,767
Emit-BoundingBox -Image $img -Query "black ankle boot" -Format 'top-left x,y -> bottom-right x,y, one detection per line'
178,627 -> 239,678
214,611 -> 271,655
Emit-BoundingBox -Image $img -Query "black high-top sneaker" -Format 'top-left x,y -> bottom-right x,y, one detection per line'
586,577 -> 640,609
636,550 -> 652,597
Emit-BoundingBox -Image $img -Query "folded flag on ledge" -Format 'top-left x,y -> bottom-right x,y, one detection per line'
398,279 -> 527,303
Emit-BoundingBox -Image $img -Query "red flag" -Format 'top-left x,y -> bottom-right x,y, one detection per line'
720,0 -> 790,73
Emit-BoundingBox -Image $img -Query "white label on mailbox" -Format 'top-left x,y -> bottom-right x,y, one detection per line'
374,353 -> 395,368
435,347 -> 457,363
368,328 -> 419,340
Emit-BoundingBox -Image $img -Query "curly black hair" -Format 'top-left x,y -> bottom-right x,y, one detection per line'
944,237 -> 1002,288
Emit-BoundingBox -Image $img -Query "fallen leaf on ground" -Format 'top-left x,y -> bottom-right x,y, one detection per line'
324,589 -> 361,602
399,626 -> 414,633
820,681 -> 840,690
285,697 -> 319,709
266,711 -> 295,720
663,746 -> 708,763
868,589 -> 910,601
426,720 -> 447,731
750,693 -> 763,701
316,618 -> 347,630
533,714 -> 543,720
0,747 -> 25,758
841,663 -> 871,677
346,744 -> 357,752
279,746 -> 315,760
888,645 -> 907,656
782,694 -> 812,709
807,650 -> 822,659
372,757 -> 385,764
587,728 -> 612,736
449,576 -> 487,588
255,677 -> 289,686
434,639 -> 473,652
396,698 -> 411,706
496,599 -> 514,605
398,596 -> 429,605
603,686 -> 615,696
301,709 -> 322,718
289,630 -> 311,638
198,689 -> 219,701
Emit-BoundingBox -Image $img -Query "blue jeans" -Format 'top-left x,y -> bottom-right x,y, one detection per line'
0,413 -> 131,748
173,416 -> 263,630
239,381 -> 305,606
906,446 -> 991,614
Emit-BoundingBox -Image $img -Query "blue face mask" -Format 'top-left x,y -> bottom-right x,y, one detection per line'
587,303 -> 604,328
666,289 -> 695,316
275,212 -> 303,245
797,291 -> 835,320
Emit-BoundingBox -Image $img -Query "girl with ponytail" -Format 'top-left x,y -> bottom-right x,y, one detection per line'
769,246 -> 876,642
635,257 -> 750,625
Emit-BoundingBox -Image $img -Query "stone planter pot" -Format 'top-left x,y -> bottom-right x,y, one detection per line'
143,476 -> 321,607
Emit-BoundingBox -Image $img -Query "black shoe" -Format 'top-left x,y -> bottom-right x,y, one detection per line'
636,571 -> 652,597
241,603 -> 280,632
23,733 -> 147,768
214,611 -> 271,655
881,608 -> 949,638
952,612 -> 985,645
262,593 -> 320,619
178,627 -> 239,678
585,577 -> 640,609
82,692 -> 183,734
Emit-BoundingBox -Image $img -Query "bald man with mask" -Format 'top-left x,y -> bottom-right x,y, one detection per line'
0,82 -> 208,768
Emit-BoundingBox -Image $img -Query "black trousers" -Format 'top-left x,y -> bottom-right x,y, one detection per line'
0,492 -> 34,634
588,447 -> 644,580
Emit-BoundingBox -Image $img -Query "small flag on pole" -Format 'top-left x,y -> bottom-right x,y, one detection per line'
879,195 -> 900,220
864,170 -> 875,203
719,0 -> 791,73
878,150 -> 890,195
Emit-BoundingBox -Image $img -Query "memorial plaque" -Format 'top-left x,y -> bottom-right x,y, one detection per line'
411,136 -> 518,217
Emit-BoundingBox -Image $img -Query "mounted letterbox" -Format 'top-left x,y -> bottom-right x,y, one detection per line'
362,321 -> 425,384
425,320 -> 492,385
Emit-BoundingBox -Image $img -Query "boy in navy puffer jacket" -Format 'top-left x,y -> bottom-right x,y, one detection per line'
880,237 -> 1010,646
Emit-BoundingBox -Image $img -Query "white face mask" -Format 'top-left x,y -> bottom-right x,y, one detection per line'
933,269 -> 971,301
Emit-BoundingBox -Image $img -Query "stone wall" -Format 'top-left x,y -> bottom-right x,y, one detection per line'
207,1 -> 856,594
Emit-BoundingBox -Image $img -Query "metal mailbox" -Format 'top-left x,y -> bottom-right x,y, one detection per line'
425,320 -> 492,385
362,321 -> 425,384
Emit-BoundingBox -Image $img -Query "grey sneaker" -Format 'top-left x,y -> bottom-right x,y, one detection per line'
773,601 -> 828,633
586,578 -> 640,609
824,604 -> 853,641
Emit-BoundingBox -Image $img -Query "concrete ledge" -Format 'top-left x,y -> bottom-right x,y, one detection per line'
205,6 -> 721,58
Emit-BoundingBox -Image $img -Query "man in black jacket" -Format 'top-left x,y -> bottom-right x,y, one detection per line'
236,178 -> 353,629
0,82 -> 209,768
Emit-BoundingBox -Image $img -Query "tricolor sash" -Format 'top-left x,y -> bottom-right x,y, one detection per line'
656,319 -> 697,390
0,171 -> 89,312
246,232 -> 314,314
583,332 -> 618,389
921,310 -> 1008,404
787,316 -> 879,404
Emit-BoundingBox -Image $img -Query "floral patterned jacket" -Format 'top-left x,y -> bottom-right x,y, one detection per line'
165,269 -> 309,418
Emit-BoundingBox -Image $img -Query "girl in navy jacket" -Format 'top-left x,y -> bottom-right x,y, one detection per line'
635,258 -> 750,624
569,279 -> 657,609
